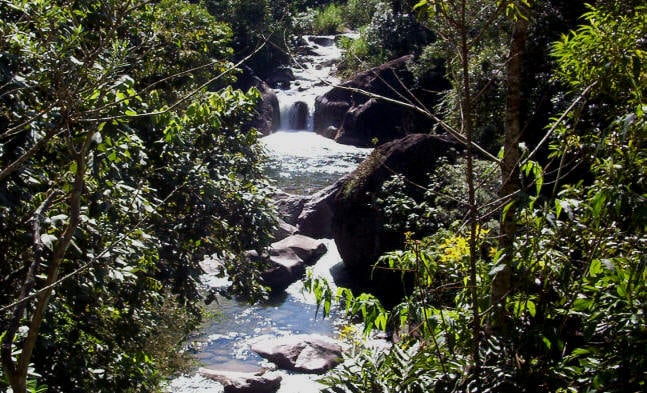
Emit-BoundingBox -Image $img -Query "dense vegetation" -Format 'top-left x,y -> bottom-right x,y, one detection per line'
1,1 -> 276,392
1,0 -> 644,392
306,1 -> 646,392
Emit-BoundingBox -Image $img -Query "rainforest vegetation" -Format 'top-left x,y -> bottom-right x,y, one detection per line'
1,0 -> 644,392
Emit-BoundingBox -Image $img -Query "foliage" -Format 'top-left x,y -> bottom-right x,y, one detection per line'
310,226 -> 494,392
344,0 -> 382,29
336,1 -> 432,76
376,157 -> 499,236
308,1 -> 646,392
312,3 -> 345,35
203,0 -> 295,77
336,30 -> 374,75
0,0 -> 275,391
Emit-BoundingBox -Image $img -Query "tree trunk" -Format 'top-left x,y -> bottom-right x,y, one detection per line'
458,0 -> 481,378
490,13 -> 529,331
2,134 -> 89,393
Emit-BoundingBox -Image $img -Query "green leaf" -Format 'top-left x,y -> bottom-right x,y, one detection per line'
542,336 -> 552,350
588,259 -> 602,277
527,300 -> 536,317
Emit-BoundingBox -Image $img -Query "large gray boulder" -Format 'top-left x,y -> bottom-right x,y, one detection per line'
251,334 -> 342,374
271,234 -> 327,266
313,56 -> 446,147
295,181 -> 342,239
271,218 -> 297,242
199,368 -> 282,393
331,133 -> 462,276
273,183 -> 339,239
273,191 -> 307,225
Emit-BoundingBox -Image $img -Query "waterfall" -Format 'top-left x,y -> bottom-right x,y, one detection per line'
170,35 -> 371,393
274,35 -> 344,132
279,98 -> 311,131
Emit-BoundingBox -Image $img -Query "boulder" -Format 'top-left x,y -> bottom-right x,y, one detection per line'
272,218 -> 297,242
258,247 -> 305,292
295,181 -> 342,239
199,368 -> 282,393
331,133 -> 462,282
313,56 -> 448,147
267,67 -> 295,89
251,334 -> 342,374
313,95 -> 350,138
271,234 -> 327,266
235,66 -> 280,136
287,101 -> 309,130
258,235 -> 327,291
309,36 -> 335,47
273,191 -> 307,225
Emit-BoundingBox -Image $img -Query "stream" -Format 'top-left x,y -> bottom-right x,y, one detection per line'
168,36 -> 372,392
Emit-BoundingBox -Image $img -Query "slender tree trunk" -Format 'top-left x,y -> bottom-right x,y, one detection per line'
490,13 -> 529,331
458,0 -> 481,379
2,131 -> 90,393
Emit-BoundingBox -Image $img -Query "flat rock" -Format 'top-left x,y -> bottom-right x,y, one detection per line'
251,334 -> 342,374
199,368 -> 282,393
270,235 -> 327,266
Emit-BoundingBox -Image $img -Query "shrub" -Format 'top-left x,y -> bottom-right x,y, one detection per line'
313,3 -> 345,34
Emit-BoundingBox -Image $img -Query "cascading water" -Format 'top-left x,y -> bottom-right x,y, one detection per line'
169,35 -> 371,393
275,35 -> 344,132
265,35 -> 371,195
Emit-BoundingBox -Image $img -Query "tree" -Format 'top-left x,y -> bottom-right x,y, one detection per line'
310,1 -> 644,391
489,1 -> 530,332
1,1 -> 274,391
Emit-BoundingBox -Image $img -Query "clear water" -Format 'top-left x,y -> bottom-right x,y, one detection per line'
189,240 -> 347,372
169,35 -> 371,393
262,131 -> 371,195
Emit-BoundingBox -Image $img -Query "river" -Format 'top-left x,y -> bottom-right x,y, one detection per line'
168,36 -> 371,392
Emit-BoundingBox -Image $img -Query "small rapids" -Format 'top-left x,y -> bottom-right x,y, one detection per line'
262,131 -> 371,195
168,34 -> 372,393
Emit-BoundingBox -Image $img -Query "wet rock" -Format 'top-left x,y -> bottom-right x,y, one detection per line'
199,368 -> 282,393
258,235 -> 327,291
310,36 -> 335,47
296,181 -> 342,239
251,334 -> 342,374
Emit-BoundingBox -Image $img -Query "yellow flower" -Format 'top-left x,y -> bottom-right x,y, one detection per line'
488,247 -> 498,258
440,235 -> 469,263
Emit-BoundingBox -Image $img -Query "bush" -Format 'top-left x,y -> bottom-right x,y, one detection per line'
344,0 -> 382,29
312,3 -> 345,34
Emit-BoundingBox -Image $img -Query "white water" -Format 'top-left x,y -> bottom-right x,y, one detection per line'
262,131 -> 371,195
168,35 -> 372,393
275,35 -> 343,132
